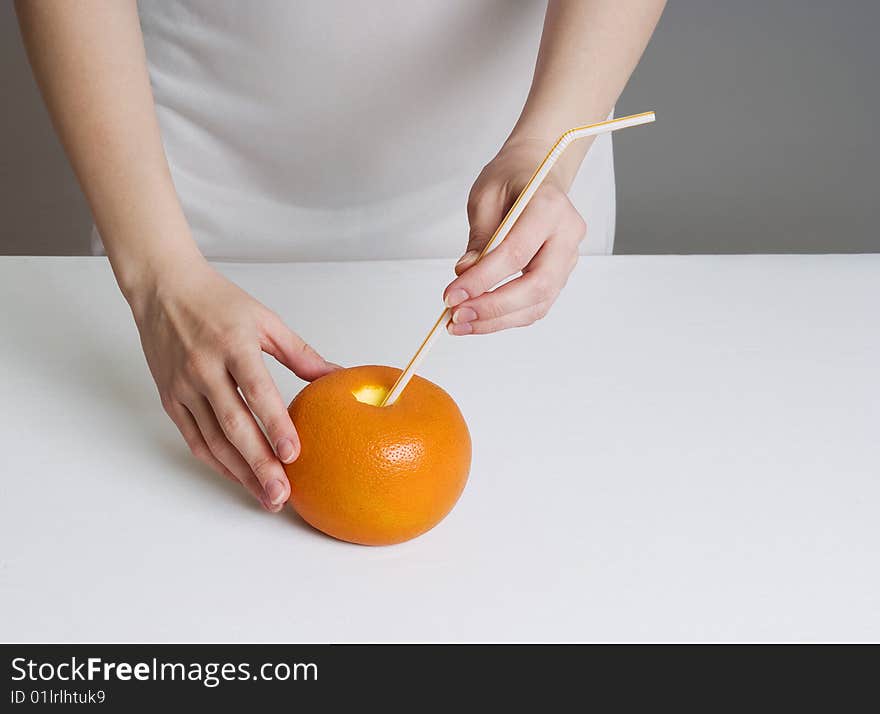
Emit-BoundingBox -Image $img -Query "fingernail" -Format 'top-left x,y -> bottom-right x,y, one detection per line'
325,361 -> 343,370
276,437 -> 296,463
452,307 -> 476,324
445,288 -> 469,308
266,479 -> 288,506
455,250 -> 479,268
448,322 -> 473,336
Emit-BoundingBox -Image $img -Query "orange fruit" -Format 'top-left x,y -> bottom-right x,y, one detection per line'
284,365 -> 471,545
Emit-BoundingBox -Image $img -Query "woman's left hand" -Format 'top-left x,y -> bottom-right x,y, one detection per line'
443,140 -> 587,335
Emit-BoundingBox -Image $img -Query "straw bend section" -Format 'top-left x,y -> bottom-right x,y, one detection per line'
381,111 -> 656,407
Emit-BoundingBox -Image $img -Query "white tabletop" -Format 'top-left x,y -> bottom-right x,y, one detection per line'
1,254 -> 878,643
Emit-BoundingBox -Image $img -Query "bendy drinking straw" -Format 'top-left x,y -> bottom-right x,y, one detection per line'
381,111 -> 656,407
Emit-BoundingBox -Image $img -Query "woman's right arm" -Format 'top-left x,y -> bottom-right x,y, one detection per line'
15,0 -> 200,296
16,0 -> 336,511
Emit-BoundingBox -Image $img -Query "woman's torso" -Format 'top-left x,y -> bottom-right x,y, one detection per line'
94,0 -> 615,260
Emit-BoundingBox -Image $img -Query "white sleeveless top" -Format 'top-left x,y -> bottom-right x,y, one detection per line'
94,0 -> 616,260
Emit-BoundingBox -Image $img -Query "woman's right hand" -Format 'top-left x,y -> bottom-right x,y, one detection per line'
129,257 -> 338,512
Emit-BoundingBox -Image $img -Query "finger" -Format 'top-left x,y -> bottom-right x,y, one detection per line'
261,313 -> 337,382
444,202 -> 553,308
228,350 -> 300,465
456,185 -> 507,275
448,300 -> 554,335
449,237 -> 576,324
185,394 -> 271,509
166,400 -> 237,484
203,372 -> 291,510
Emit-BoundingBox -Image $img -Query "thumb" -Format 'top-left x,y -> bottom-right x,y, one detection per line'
456,186 -> 507,276
263,316 -> 339,382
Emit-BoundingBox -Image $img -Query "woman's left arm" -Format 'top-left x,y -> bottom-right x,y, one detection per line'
444,0 -> 666,335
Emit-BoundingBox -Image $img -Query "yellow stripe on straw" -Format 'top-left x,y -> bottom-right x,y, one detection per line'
380,111 -> 656,407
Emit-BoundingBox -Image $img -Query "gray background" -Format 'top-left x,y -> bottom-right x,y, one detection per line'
2,1 -> 878,256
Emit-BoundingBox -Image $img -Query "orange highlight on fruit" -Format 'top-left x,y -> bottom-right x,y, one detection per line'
284,365 -> 471,545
